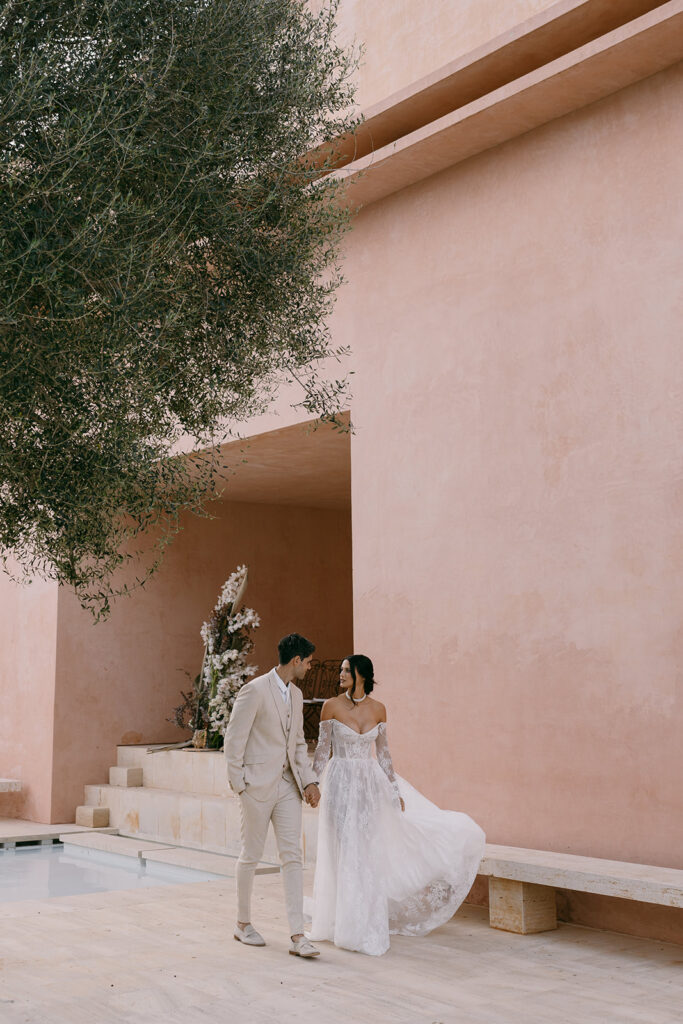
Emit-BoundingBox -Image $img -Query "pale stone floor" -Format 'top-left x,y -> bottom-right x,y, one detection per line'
0,867 -> 681,1024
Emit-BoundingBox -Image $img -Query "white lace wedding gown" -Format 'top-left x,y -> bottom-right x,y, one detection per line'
306,719 -> 485,956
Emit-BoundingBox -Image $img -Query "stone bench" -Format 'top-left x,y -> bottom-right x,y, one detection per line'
0,779 -> 22,794
478,844 -> 683,934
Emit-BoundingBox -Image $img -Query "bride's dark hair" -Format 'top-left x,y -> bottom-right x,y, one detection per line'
345,654 -> 375,695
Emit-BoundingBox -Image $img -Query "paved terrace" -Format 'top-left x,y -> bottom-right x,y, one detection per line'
0,864 -> 681,1023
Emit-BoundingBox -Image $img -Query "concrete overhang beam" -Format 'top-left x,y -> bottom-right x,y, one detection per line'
320,0 -> 671,168
334,0 -> 683,208
208,417 -> 351,511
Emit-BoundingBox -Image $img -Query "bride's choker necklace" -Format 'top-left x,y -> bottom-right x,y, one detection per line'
345,690 -> 367,705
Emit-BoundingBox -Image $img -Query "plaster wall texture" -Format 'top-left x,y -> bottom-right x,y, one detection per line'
337,62 -> 683,869
47,500 -> 352,823
329,0 -> 560,110
0,570 -> 59,822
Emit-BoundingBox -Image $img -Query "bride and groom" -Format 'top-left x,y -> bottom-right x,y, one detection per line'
224,633 -> 485,958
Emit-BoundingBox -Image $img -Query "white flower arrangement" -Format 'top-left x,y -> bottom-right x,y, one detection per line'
199,565 -> 260,743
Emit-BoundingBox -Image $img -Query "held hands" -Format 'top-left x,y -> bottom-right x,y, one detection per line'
304,783 -> 321,808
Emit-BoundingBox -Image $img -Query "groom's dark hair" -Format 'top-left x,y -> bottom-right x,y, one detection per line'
278,633 -> 315,665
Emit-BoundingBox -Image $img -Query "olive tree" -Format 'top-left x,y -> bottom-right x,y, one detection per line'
0,0 -> 357,614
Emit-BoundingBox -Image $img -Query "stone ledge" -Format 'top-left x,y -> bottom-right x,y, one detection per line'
60,831 -> 278,878
59,832 -> 175,859
113,746 -> 229,797
480,845 -> 683,908
83,783 -> 319,863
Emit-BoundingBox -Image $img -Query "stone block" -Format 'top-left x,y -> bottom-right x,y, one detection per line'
191,751 -> 215,795
75,805 -> 110,828
179,795 -> 203,846
109,766 -> 143,787
135,788 -> 158,836
302,807 -> 318,866
155,792 -> 182,843
488,877 -> 557,934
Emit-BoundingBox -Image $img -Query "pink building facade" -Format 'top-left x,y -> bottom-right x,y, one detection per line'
2,0 -> 682,942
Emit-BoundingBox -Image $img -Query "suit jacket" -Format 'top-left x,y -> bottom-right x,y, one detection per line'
224,668 -> 317,803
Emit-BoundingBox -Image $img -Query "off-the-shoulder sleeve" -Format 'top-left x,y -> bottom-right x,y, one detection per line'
376,722 -> 402,806
312,720 -> 333,781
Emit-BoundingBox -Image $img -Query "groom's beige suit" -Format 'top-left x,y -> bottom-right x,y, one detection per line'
225,667 -> 317,935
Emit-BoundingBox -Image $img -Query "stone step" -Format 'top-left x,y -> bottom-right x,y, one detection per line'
84,783 -> 319,864
114,746 -> 229,797
116,744 -> 170,767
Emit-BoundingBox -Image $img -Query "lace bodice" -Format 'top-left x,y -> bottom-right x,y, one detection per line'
312,719 -> 401,803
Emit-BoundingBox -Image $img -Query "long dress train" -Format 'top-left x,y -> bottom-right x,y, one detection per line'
306,719 -> 485,956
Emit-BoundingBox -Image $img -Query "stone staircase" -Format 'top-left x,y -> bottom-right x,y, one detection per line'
81,744 -> 318,865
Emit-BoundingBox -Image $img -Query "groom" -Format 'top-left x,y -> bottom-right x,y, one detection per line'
225,632 -> 321,957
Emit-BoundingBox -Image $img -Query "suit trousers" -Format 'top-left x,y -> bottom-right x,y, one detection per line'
236,772 -> 304,935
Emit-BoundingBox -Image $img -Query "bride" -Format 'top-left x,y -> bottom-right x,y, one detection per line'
306,654 -> 485,956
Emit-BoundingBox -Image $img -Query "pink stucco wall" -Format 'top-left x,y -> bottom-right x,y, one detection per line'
0,571 -> 59,822
339,62 -> 683,870
47,500 -> 352,823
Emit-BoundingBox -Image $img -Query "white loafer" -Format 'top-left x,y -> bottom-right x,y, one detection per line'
234,923 -> 266,946
289,937 -> 320,958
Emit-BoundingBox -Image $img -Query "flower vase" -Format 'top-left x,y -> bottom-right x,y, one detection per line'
192,729 -> 207,749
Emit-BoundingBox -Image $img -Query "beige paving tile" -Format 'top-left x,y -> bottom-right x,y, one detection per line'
0,863 -> 680,1024
0,818 -> 117,842
0,818 -> 77,839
